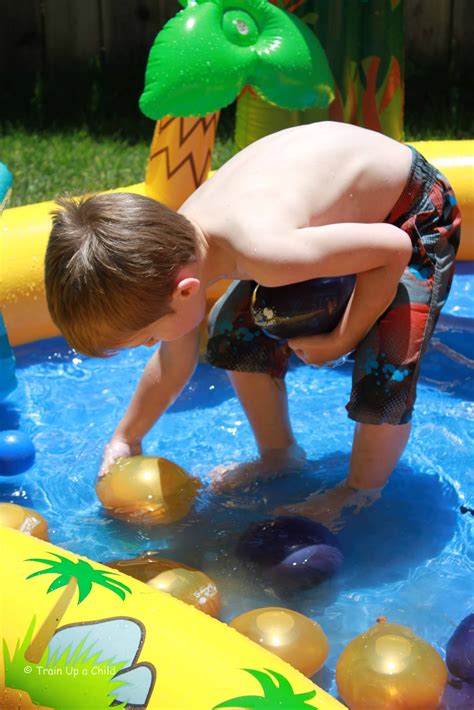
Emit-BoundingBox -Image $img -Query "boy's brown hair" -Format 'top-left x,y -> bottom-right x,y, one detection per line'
45,192 -> 197,357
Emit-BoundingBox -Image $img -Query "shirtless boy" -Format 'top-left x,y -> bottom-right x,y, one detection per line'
45,122 -> 461,525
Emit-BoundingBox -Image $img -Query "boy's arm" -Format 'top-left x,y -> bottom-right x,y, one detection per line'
253,222 -> 412,355
101,326 -> 200,472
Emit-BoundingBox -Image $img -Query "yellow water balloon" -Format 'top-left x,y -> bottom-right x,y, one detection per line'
148,568 -> 221,618
229,607 -> 329,677
0,502 -> 49,540
105,551 -> 194,583
336,620 -> 448,710
96,455 -> 200,525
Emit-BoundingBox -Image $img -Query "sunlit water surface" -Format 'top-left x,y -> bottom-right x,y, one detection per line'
2,266 -> 473,696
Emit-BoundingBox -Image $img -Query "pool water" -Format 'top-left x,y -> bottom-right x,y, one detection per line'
2,266 -> 473,697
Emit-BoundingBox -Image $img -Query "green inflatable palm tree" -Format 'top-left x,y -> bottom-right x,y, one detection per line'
140,0 -> 334,120
24,553 -> 131,663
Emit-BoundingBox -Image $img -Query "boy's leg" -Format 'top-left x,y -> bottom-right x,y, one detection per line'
347,421 -> 411,489
276,158 -> 460,528
210,371 -> 306,491
275,422 -> 410,529
228,372 -> 294,451
206,281 -> 304,491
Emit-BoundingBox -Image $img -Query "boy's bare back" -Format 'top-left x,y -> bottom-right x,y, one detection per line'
180,121 -> 413,279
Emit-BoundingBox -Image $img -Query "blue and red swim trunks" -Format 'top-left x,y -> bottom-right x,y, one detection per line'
206,147 -> 461,425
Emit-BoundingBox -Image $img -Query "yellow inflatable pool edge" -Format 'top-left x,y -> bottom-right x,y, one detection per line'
1,140 -> 473,347
0,527 -> 346,709
0,183 -> 147,347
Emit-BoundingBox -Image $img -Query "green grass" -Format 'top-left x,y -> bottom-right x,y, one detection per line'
1,126 -> 150,208
0,125 -> 236,208
4,618 -> 127,709
1,129 -> 237,208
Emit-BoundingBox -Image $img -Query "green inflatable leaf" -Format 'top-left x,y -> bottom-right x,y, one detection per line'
139,0 -> 334,119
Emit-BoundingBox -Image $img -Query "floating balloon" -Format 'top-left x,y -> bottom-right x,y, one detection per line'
0,503 -> 49,540
148,568 -> 221,618
336,621 -> 448,710
140,0 -> 334,120
230,606 -> 329,677
251,276 -> 355,341
446,614 -> 474,683
439,676 -> 474,710
105,551 -> 194,583
236,516 -> 343,592
96,456 -> 200,525
0,430 -> 35,476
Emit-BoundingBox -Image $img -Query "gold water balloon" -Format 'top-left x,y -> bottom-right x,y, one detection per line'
148,568 -> 221,618
105,551 -> 194,584
229,607 -> 329,677
336,620 -> 448,710
0,503 -> 49,540
96,456 -> 200,525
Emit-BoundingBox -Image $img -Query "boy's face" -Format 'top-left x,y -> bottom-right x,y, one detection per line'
123,278 -> 206,348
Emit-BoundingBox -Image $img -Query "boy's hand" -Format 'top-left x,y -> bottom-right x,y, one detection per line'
99,437 -> 142,478
288,332 -> 349,367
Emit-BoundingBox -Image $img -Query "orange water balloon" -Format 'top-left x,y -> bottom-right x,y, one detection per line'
148,568 -> 221,618
336,621 -> 448,710
96,455 -> 200,525
0,502 -> 49,540
229,607 -> 329,677
105,551 -> 194,583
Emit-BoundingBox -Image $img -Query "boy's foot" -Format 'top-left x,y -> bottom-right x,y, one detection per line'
209,444 -> 306,492
274,482 -> 382,532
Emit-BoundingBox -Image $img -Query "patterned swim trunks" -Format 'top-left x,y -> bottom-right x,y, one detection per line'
206,147 -> 461,425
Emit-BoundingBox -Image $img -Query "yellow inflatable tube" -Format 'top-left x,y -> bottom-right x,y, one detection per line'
0,528 -> 344,710
0,183 -> 147,347
1,141 -> 473,347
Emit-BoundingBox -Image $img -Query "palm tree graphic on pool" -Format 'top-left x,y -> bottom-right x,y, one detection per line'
7,552 -> 319,709
24,553 -> 132,663
7,552 -> 156,708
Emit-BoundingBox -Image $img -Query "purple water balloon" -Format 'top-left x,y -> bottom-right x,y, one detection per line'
236,516 -> 343,591
439,676 -> 474,710
269,543 -> 344,588
446,614 -> 474,683
237,516 -> 340,565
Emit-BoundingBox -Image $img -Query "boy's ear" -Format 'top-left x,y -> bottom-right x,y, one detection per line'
171,277 -> 201,300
